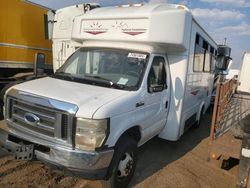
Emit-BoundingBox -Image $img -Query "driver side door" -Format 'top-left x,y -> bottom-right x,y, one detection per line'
142,55 -> 170,141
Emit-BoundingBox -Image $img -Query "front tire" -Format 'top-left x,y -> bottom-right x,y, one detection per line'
102,137 -> 138,188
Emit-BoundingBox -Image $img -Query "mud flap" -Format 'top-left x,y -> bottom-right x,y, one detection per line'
14,144 -> 34,160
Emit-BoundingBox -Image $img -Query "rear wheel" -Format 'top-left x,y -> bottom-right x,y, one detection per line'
192,106 -> 204,129
101,137 -> 137,188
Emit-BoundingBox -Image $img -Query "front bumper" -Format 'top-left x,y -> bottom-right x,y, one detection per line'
0,122 -> 114,180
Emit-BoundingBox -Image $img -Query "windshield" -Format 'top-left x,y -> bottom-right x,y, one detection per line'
53,48 -> 149,90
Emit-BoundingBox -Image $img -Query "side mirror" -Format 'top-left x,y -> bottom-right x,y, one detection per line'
216,45 -> 232,71
149,85 -> 165,93
34,53 -> 45,76
216,56 -> 231,71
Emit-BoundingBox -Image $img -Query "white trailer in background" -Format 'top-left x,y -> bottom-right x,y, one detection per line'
238,52 -> 250,94
1,3 -> 226,188
47,4 -> 100,71
226,68 -> 239,80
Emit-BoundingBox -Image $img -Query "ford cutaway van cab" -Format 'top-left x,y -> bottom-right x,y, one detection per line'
0,3 -> 219,188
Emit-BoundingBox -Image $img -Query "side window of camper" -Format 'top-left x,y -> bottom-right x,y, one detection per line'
204,52 -> 210,72
148,56 -> 167,93
210,48 -> 216,72
193,34 -> 205,72
203,42 -> 211,72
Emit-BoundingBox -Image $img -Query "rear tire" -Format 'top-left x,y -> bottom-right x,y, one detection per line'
101,137 -> 138,188
192,106 -> 204,129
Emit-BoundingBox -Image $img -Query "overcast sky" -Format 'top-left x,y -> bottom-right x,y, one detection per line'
30,0 -> 250,69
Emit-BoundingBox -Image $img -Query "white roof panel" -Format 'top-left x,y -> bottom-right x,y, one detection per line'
72,4 -> 192,51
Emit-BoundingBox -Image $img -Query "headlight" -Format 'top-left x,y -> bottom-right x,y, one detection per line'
75,118 -> 108,151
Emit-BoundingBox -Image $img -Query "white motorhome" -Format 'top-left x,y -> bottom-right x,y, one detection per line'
238,52 -> 250,94
0,4 -> 220,188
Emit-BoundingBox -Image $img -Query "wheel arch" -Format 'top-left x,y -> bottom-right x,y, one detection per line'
114,125 -> 141,147
197,102 -> 205,121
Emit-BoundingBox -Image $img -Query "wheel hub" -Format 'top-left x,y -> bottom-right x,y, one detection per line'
117,152 -> 133,178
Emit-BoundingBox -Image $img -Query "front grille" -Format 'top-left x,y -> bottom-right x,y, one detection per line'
8,97 -> 68,140
61,114 -> 69,139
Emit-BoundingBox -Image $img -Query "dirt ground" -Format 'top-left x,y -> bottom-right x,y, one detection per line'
0,114 -> 244,188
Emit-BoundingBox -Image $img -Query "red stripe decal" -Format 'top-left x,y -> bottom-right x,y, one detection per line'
85,31 -> 106,35
123,32 -> 145,36
191,90 -> 200,96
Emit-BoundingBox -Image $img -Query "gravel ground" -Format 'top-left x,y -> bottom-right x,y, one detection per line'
0,113 -> 242,187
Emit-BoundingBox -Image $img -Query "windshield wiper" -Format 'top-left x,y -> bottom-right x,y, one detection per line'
84,75 -> 126,90
53,73 -> 128,90
54,72 -> 75,81
111,83 -> 127,90
84,75 -> 116,86
85,75 -> 112,82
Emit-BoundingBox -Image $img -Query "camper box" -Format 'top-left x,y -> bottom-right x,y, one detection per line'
71,3 -> 217,140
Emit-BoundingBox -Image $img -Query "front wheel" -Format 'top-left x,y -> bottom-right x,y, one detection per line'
101,137 -> 138,188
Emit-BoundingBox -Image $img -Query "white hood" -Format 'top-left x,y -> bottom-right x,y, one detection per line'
12,77 -> 129,118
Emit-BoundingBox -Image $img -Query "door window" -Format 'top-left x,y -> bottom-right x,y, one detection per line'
147,56 -> 167,93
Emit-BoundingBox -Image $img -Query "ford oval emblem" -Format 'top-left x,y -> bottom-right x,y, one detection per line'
24,113 -> 40,126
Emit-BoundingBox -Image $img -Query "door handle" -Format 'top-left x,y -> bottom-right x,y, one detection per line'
136,102 -> 145,107
165,101 -> 168,108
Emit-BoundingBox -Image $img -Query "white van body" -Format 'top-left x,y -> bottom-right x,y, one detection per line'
238,52 -> 250,94
70,3 -> 217,142
0,3 -> 218,182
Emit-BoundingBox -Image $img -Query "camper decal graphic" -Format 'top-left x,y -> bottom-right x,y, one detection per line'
112,20 -> 146,36
84,31 -> 106,35
191,89 -> 200,96
111,21 -> 128,29
122,30 -> 146,36
83,21 -> 108,35
82,20 -> 147,36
